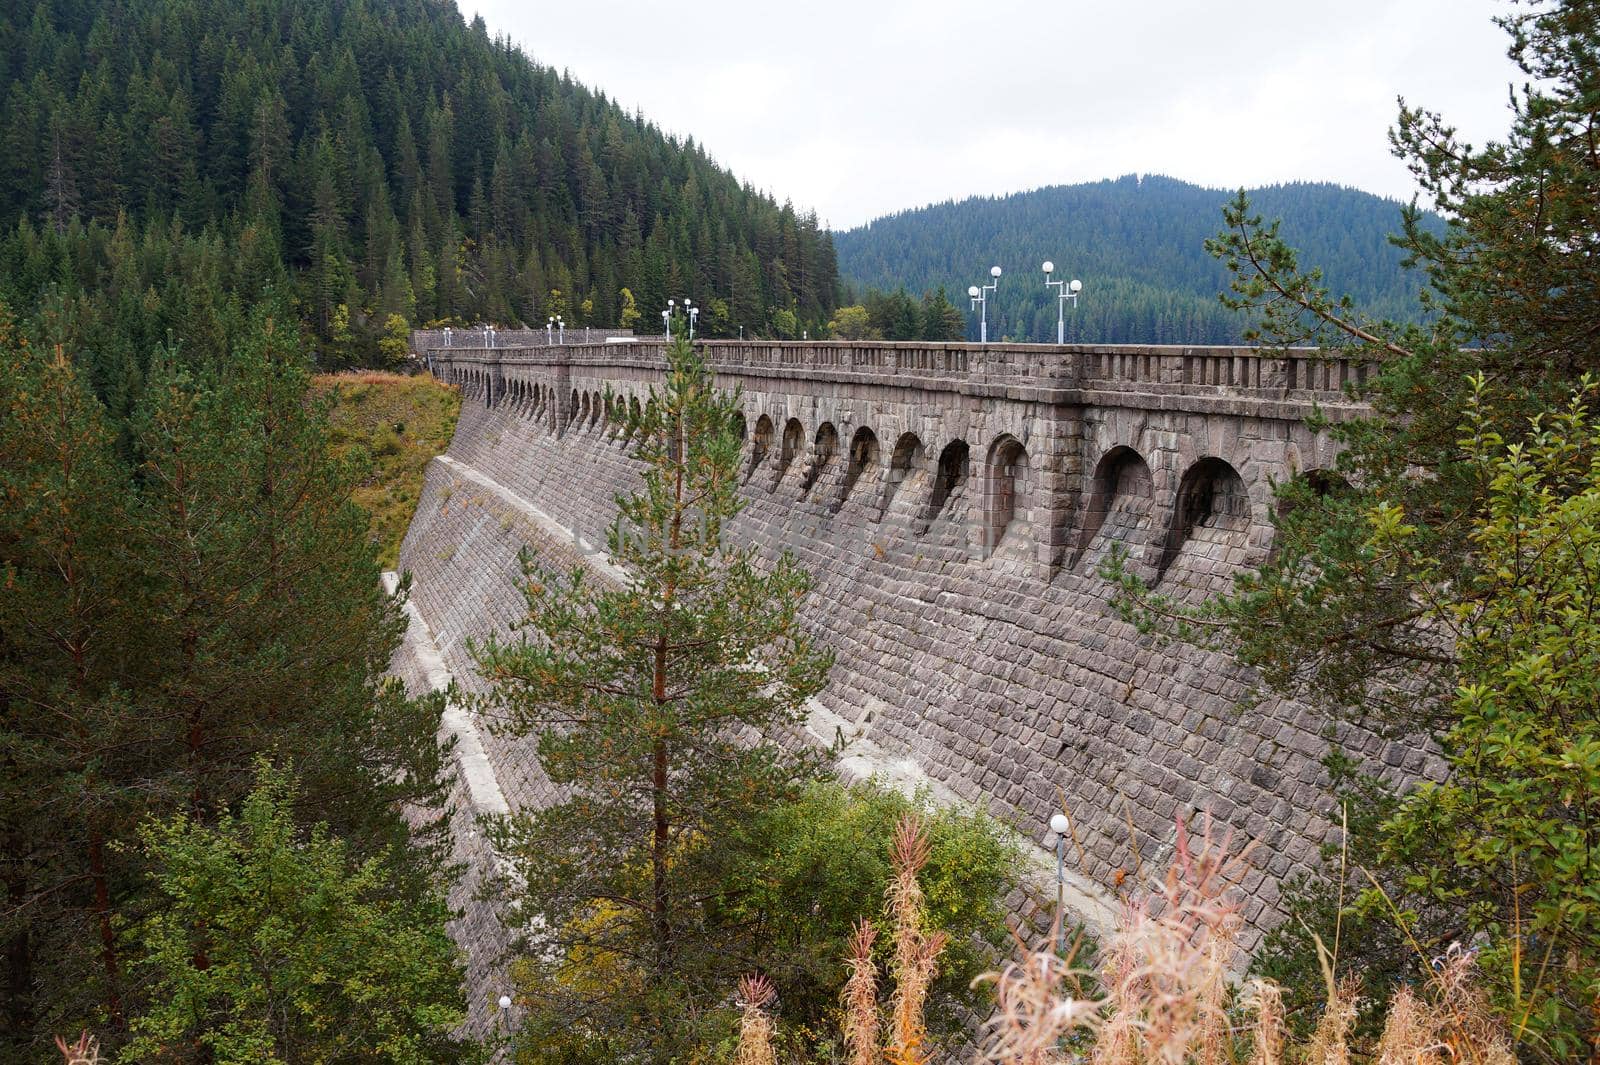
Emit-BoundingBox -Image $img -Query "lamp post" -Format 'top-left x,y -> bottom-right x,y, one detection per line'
684,298 -> 698,340
663,298 -> 677,341
1042,262 -> 1084,345
496,994 -> 512,1051
556,316 -> 565,345
1049,811 -> 1070,954
968,264 -> 1002,343
546,317 -> 554,345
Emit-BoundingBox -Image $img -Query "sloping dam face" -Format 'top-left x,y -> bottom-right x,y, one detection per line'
391,339 -> 1438,1023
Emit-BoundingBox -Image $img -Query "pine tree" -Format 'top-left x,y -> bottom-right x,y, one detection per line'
0,302 -> 459,1056
1122,4 -> 1600,1057
0,303 -> 142,1039
475,332 -> 833,1064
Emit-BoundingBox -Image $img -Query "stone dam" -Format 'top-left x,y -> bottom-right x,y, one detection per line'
387,336 -> 1439,1030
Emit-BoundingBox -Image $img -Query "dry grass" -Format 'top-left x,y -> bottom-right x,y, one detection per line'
736,974 -> 779,1065
981,814 -> 1515,1065
886,815 -> 948,1065
843,920 -> 881,1065
54,1031 -> 100,1064
1374,984 -> 1439,1065
1244,980 -> 1284,1065
312,371 -> 461,569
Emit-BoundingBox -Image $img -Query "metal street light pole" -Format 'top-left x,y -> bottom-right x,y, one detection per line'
1042,262 -> 1084,345
1049,811 -> 1070,954
546,317 -> 554,345
968,265 -> 1002,343
556,316 -> 565,345
684,298 -> 698,340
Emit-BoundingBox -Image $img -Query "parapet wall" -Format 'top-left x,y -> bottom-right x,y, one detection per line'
395,339 -> 1438,1019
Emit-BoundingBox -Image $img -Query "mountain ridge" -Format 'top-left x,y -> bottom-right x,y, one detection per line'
833,174 -> 1437,344
0,0 -> 839,372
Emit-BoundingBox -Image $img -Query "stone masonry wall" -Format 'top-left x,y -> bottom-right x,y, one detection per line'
397,340 -> 1441,1028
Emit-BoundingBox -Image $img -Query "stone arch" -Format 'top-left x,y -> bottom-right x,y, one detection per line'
611,394 -> 630,440
1155,456 -> 1252,591
1280,467 -> 1351,512
801,422 -> 839,497
777,417 -> 805,486
747,415 -> 775,483
1076,446 -> 1156,576
590,391 -> 604,430
835,426 -> 880,512
730,411 -> 747,446
882,432 -> 925,517
926,439 -> 970,522
982,435 -> 1032,557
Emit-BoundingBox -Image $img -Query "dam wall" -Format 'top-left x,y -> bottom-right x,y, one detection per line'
392,338 -> 1442,1024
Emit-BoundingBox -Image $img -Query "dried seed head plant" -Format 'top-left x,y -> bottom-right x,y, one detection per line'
886,815 -> 948,1065
1303,974 -> 1360,1065
1429,948 -> 1514,1065
985,812 -> 1254,1065
735,973 -> 779,1065
983,942 -> 1104,1065
843,919 -> 882,1065
54,1032 -> 101,1065
1244,979 -> 1286,1065
1375,984 -> 1443,1065
1106,814 -> 1251,1065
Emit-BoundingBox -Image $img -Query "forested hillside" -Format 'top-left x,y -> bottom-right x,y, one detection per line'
834,175 -> 1436,344
0,0 -> 838,379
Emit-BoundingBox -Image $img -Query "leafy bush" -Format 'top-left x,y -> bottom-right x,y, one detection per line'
720,780 -> 1022,1046
121,763 -> 474,1064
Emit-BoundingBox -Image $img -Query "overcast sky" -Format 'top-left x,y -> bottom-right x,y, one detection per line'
465,0 -> 1523,231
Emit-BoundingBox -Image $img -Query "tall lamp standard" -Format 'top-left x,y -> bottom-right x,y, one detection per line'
546,317 -> 554,345
1042,262 -> 1083,345
684,298 -> 698,340
1049,811 -> 1070,954
556,316 -> 565,344
662,298 -> 676,341
968,265 -> 1002,343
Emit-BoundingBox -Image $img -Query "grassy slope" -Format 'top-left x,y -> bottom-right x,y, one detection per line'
314,372 -> 461,570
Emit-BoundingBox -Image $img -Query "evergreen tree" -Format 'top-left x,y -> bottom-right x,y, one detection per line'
0,300 -> 460,1057
919,286 -> 964,341
475,331 -> 833,1064
1115,3 -> 1600,1058
834,175 -> 1439,344
0,0 -> 842,363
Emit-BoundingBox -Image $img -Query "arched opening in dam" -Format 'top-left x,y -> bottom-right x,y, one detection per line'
926,439 -> 970,524
747,415 -> 774,483
801,422 -> 838,498
1076,446 -> 1155,576
836,426 -> 880,512
883,431 -> 924,518
778,417 -> 804,486
1155,456 -> 1252,595
983,435 -> 1032,557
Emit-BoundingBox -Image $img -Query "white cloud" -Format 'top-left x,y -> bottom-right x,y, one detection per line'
467,0 -> 1521,228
